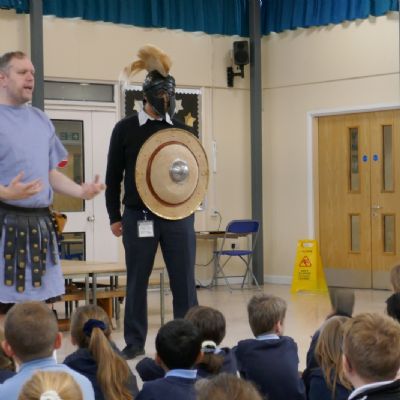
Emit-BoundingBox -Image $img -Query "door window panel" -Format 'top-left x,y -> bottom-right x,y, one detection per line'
350,214 -> 360,252
349,128 -> 359,192
383,215 -> 395,253
52,120 -> 85,212
383,125 -> 393,192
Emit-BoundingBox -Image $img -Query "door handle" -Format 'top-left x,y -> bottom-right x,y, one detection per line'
87,215 -> 95,222
371,205 -> 383,210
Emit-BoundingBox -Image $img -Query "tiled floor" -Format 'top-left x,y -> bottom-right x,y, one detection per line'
55,283 -> 391,389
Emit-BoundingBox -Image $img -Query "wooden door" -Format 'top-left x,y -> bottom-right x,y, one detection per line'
318,110 -> 400,289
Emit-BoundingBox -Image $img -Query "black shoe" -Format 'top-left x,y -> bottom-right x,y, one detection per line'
121,345 -> 145,360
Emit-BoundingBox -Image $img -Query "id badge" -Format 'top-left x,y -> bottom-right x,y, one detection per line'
137,220 -> 154,238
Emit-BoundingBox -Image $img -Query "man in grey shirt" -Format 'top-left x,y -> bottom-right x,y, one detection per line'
0,51 -> 105,311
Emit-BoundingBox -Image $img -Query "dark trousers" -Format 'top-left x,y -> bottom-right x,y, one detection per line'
122,207 -> 198,348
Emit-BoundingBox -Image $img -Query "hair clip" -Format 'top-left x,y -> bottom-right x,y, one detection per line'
40,390 -> 62,400
201,340 -> 217,353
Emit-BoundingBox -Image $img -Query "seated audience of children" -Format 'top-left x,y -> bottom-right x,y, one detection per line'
234,293 -> 306,400
63,304 -> 138,400
302,316 -> 352,400
137,305 -> 237,381
18,370 -> 83,400
0,301 -> 94,400
136,318 -> 201,400
342,313 -> 400,399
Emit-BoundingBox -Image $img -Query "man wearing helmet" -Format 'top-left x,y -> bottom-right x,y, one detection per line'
105,45 -> 199,360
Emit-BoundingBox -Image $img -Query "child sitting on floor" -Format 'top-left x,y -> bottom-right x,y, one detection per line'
18,370 -> 83,400
303,316 -> 352,400
196,373 -> 263,400
234,293 -> 305,400
0,301 -> 94,400
342,313 -> 400,399
136,305 -> 237,381
305,288 -> 355,371
63,304 -> 138,400
136,319 -> 202,400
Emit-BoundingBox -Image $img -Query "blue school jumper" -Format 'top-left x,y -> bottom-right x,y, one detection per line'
234,335 -> 306,400
136,369 -> 197,400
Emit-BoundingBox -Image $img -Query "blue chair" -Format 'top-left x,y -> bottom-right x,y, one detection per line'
213,219 -> 261,291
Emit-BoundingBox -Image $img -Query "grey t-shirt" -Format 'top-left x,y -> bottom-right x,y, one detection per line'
0,103 -> 67,207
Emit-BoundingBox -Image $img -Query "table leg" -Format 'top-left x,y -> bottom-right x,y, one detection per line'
84,276 -> 89,304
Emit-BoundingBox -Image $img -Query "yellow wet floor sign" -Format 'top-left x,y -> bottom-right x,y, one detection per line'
291,240 -> 328,293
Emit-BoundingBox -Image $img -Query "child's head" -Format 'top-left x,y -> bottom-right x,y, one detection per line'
247,294 -> 286,336
185,305 -> 226,374
315,316 -> 351,392
70,304 -> 111,348
390,264 -> 400,292
342,313 -> 400,386
184,305 -> 226,345
18,371 -> 82,400
3,301 -> 59,362
386,293 -> 400,323
155,319 -> 201,371
196,373 -> 262,400
70,305 -> 132,400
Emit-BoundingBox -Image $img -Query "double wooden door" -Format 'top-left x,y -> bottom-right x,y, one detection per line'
318,110 -> 400,289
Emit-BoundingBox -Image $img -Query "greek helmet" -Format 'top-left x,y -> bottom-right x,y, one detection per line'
122,44 -> 176,120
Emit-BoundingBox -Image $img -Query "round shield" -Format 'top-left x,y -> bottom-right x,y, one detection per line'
135,128 -> 209,220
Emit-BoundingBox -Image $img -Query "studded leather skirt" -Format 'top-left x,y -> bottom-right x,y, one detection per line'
0,201 -> 59,293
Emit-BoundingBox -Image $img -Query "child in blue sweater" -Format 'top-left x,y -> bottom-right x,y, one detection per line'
63,305 -> 138,400
234,293 -> 305,400
136,319 -> 201,400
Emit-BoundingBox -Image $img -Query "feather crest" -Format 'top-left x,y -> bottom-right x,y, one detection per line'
121,44 -> 172,84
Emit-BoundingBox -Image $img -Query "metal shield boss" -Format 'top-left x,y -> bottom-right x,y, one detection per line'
135,128 -> 209,220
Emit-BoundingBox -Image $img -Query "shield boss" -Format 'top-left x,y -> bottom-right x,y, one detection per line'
135,128 -> 209,220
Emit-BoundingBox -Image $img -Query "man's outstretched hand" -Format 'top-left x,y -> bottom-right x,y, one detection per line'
0,171 -> 43,200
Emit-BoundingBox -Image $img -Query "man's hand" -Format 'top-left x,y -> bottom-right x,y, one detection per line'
0,172 -> 43,200
110,221 -> 123,237
81,175 -> 106,200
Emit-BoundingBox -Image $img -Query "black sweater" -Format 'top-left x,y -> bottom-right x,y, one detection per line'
105,114 -> 191,224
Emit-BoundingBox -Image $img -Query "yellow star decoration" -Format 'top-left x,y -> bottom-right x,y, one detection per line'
184,112 -> 196,127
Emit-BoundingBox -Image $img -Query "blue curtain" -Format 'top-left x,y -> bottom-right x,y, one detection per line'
0,0 -> 398,36
39,0 -> 249,36
261,0 -> 399,35
0,0 -> 28,12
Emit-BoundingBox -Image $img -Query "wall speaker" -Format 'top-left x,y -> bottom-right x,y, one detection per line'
233,40 -> 249,66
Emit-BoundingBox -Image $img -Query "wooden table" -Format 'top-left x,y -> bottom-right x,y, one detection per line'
61,260 -> 166,325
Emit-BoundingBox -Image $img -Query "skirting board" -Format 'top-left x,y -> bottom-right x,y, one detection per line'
197,275 -> 292,286
264,275 -> 292,285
